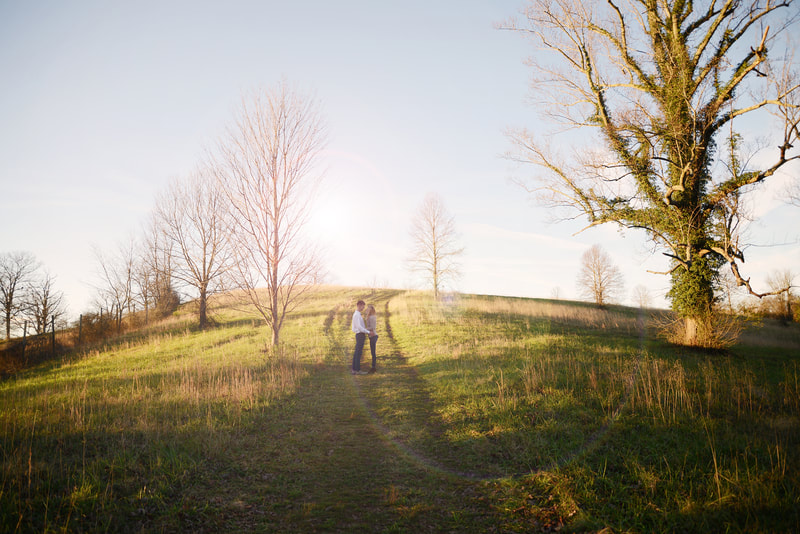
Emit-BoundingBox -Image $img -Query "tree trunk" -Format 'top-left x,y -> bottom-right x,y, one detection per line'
683,317 -> 698,346
271,301 -> 280,346
198,286 -> 208,329
271,325 -> 279,347
669,255 -> 717,346
433,265 -> 440,300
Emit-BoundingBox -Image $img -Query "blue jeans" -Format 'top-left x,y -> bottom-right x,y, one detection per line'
369,335 -> 378,369
352,333 -> 366,371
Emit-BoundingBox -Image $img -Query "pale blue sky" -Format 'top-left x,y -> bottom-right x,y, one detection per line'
2,0 -> 798,318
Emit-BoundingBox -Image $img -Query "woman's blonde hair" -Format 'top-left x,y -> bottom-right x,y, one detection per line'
366,305 -> 376,317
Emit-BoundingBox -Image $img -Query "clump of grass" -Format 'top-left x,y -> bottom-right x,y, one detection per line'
656,311 -> 746,349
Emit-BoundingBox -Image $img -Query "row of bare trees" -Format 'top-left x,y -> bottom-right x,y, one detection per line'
575,244 -> 796,319
92,220 -> 180,332
79,81 -> 466,348
0,251 -> 66,340
91,82 -> 326,347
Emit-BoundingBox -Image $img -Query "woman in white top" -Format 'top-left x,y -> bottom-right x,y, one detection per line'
366,305 -> 378,373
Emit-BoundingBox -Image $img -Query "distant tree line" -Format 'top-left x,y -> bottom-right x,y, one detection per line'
91,219 -> 182,334
91,81 -> 327,347
0,251 -> 67,340
574,244 -> 797,327
3,82 -> 469,352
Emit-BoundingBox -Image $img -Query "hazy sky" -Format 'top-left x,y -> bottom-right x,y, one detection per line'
2,0 -> 798,319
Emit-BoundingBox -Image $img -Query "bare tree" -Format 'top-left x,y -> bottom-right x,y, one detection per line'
25,271 -> 66,335
505,1 -> 800,346
717,267 -> 744,313
632,284 -> 652,310
132,247 -> 156,325
154,168 -> 230,329
408,193 -> 464,300
140,214 -> 179,318
214,83 -> 327,346
783,180 -> 800,207
93,239 -> 136,330
133,219 -> 160,324
577,244 -> 624,307
0,251 -> 39,339
767,269 -> 796,321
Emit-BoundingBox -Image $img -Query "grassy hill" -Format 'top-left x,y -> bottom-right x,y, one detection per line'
1,286 -> 798,532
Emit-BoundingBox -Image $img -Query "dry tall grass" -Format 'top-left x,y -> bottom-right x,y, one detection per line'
0,317 -> 315,532
390,290 -> 800,435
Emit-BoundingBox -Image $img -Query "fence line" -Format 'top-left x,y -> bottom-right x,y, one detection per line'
0,303 -> 155,375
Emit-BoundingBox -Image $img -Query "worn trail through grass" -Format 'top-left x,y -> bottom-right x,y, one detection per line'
182,293 -> 505,532
339,298 -> 504,482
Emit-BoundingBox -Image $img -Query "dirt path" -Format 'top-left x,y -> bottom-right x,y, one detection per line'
349,298 -> 506,481
173,295 -> 507,533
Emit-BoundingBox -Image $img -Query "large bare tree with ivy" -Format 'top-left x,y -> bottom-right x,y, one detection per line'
507,0 -> 800,345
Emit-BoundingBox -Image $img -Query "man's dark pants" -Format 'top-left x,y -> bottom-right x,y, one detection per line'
352,333 -> 366,371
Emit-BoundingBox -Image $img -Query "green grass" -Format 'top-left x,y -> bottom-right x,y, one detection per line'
1,286 -> 798,532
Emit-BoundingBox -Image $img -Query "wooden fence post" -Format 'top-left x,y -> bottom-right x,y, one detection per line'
21,321 -> 27,363
51,316 -> 56,357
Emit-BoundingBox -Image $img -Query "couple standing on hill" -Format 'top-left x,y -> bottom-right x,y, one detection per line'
351,300 -> 378,375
